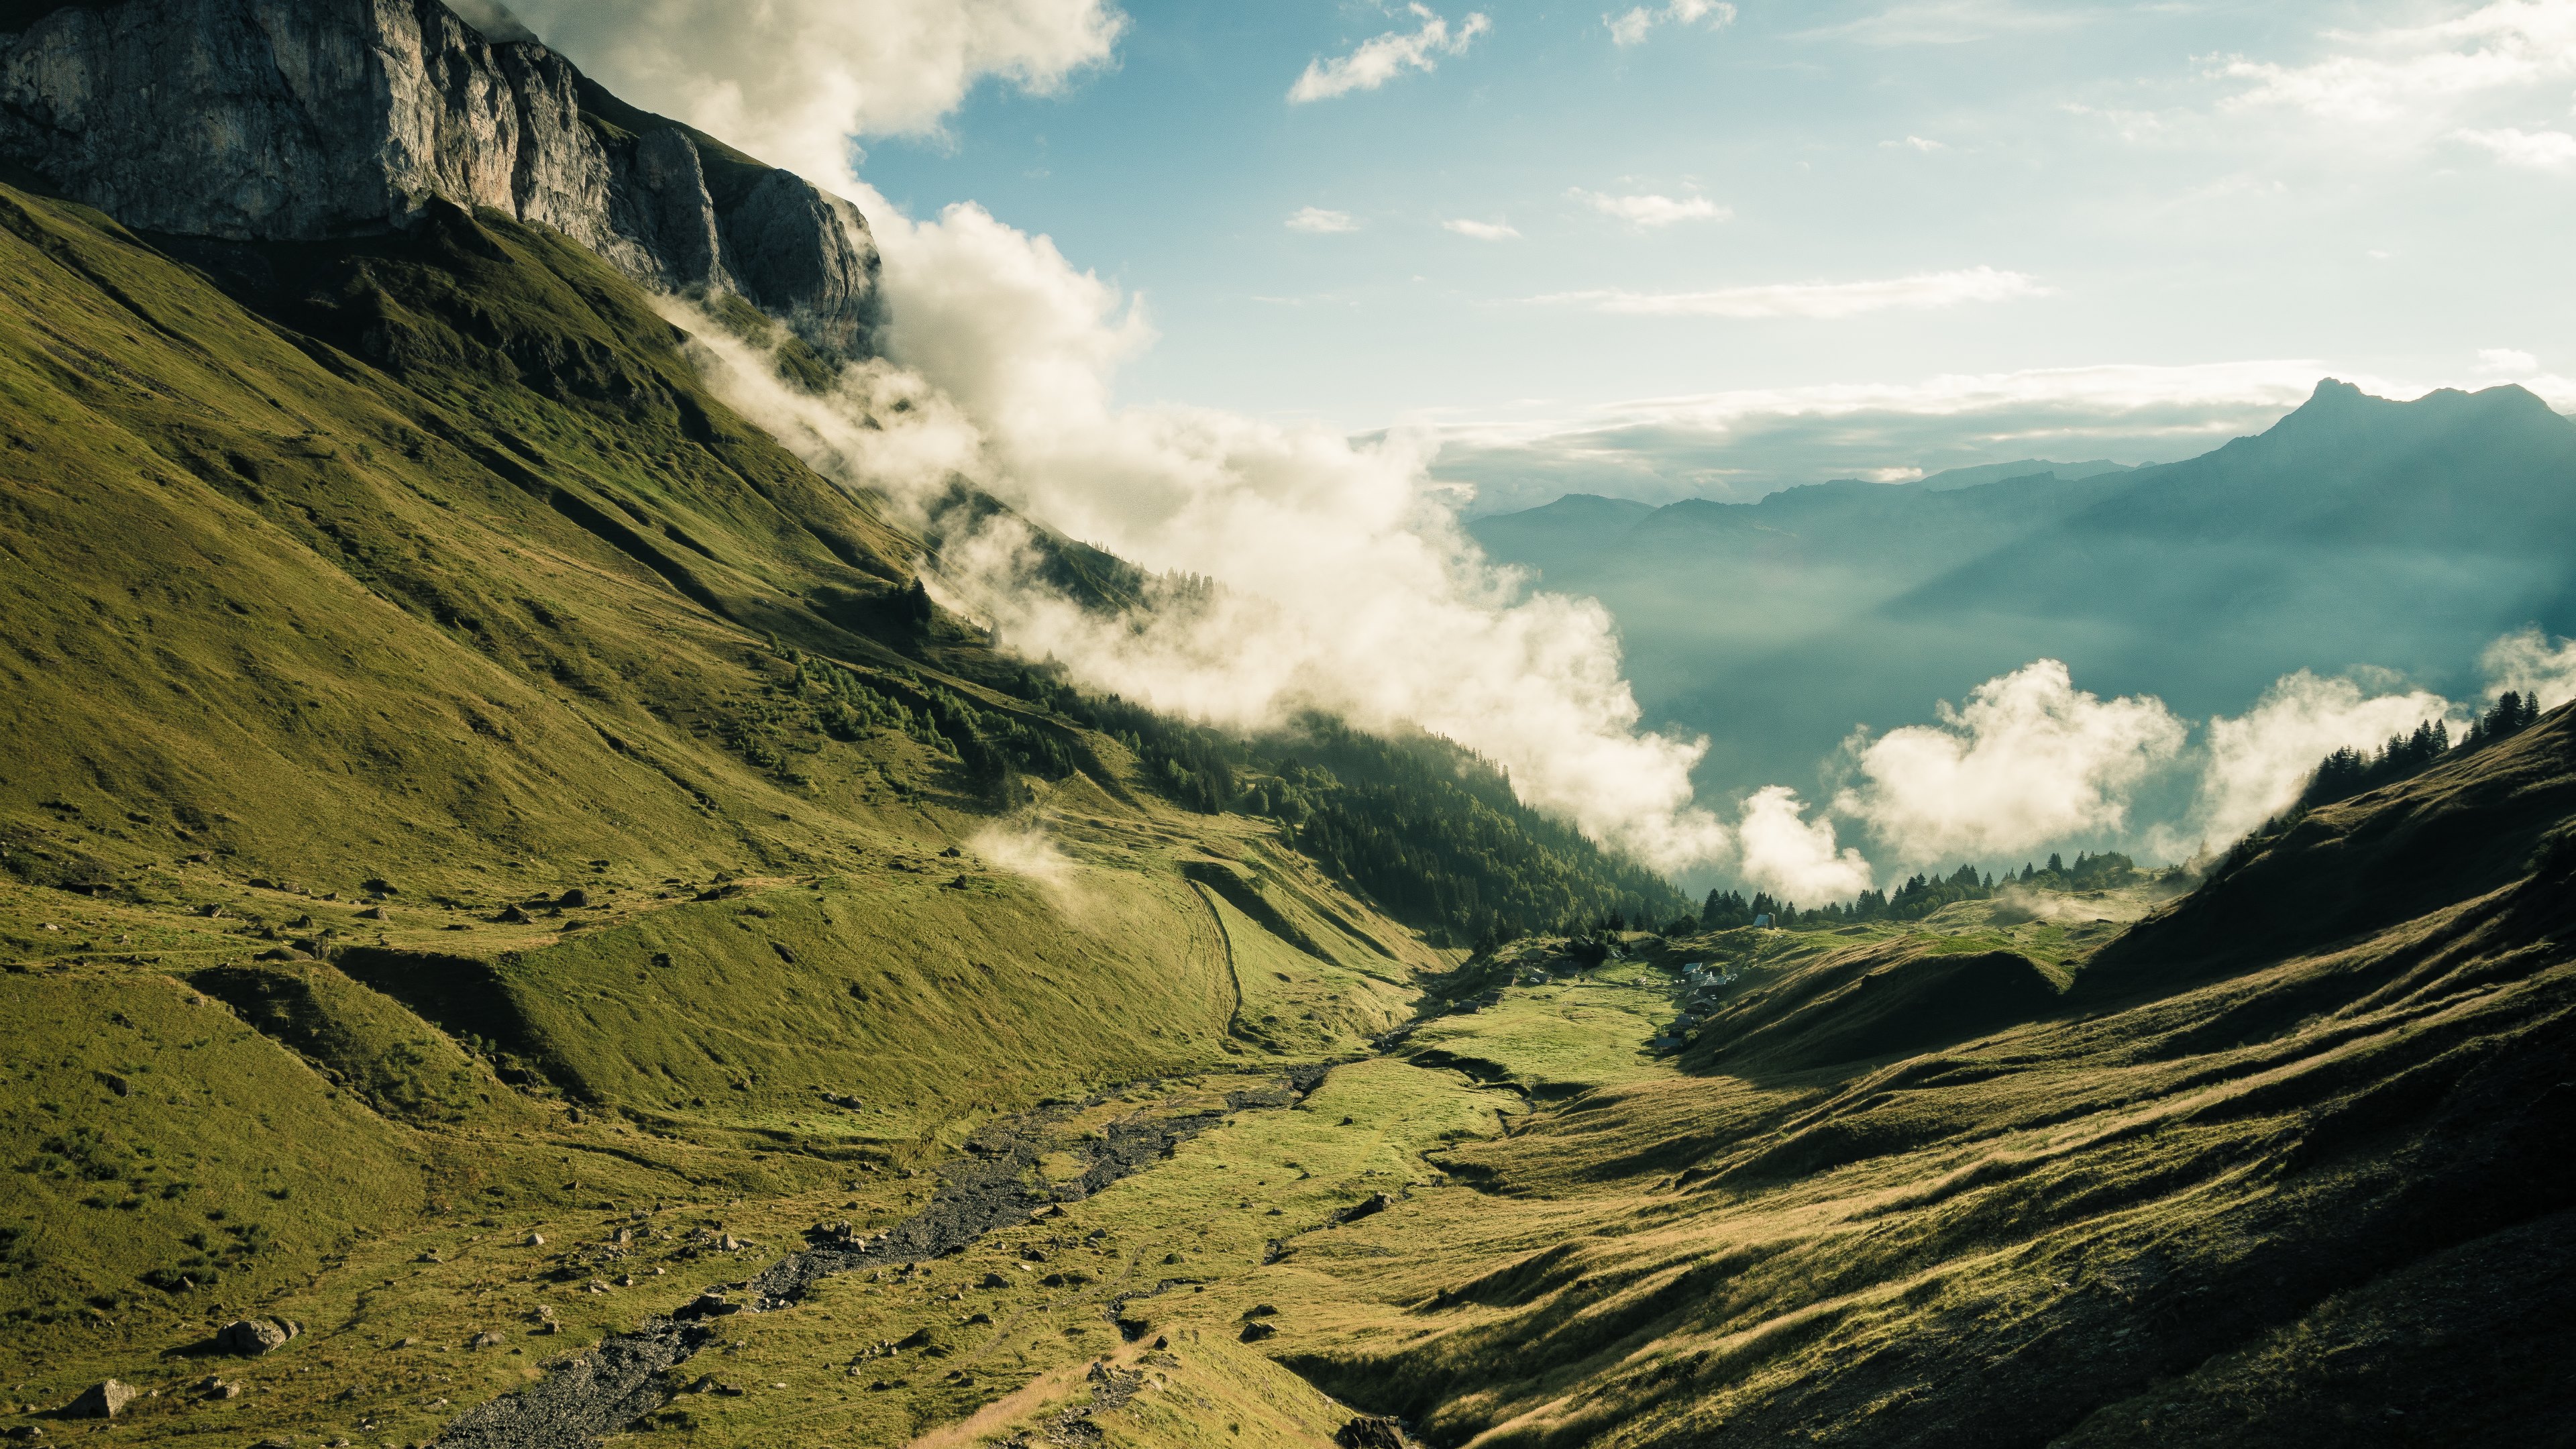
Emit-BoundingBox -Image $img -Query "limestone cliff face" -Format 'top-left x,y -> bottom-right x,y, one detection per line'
0,0 -> 883,356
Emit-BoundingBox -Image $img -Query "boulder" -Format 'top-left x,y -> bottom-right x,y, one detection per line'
1238,1320 -> 1277,1343
557,888 -> 588,908
1335,1192 -> 1395,1224
215,1317 -> 291,1355
63,1380 -> 135,1417
1336,1415 -> 1410,1449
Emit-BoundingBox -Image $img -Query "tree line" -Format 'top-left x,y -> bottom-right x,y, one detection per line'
2298,690 -> 2544,812
1697,851 -> 2147,931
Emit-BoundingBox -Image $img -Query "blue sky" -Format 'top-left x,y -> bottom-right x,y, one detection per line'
834,0 -> 2576,506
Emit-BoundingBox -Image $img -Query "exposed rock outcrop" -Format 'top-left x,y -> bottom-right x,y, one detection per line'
0,0 -> 883,356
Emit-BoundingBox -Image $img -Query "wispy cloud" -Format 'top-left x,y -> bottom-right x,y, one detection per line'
1568,188 -> 1728,227
1289,4 -> 1492,103
1882,134 -> 1947,151
1799,0 -> 2088,47
1286,206 -> 1360,233
1443,217 -> 1521,239
2454,124 -> 2576,168
2213,0 -> 2576,127
1606,0 -> 1735,47
2477,346 -> 2540,375
1539,266 -> 2045,319
1423,360 -> 2341,515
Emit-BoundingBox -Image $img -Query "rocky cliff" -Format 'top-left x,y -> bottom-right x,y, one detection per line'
0,0 -> 883,356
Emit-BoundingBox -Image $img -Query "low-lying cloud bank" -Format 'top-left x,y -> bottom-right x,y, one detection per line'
1725,635 -> 2572,904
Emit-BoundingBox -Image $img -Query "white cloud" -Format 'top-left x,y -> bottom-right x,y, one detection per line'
1606,0 -> 1735,47
1568,189 -> 1728,227
1287,207 -> 1360,233
1882,134 -> 1947,151
2482,625 -> 2576,710
2214,0 -> 2576,134
1736,787 -> 1874,903
1834,660 -> 2187,863
671,194 -> 1732,875
1540,266 -> 2046,319
1444,217 -> 1521,240
2182,672 -> 2460,851
2455,124 -> 2576,167
506,0 -> 1124,178
1288,5 -> 1493,103
2477,346 -> 2542,375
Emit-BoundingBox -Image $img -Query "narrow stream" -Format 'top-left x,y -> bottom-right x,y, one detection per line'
435,1078 -> 1310,1449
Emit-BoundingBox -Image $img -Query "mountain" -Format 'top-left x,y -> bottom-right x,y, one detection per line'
0,0 -> 883,355
1910,455 -> 2133,490
1,2 -> 2569,1445
1471,381 -> 2576,814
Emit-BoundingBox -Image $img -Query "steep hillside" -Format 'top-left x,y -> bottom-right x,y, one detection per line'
0,151 -> 1680,1441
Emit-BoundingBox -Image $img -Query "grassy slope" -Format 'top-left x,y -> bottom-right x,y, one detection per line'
0,175 -> 1457,1434
853,710 -> 2573,1449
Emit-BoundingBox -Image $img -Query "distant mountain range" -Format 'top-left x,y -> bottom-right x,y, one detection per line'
1469,380 -> 2576,813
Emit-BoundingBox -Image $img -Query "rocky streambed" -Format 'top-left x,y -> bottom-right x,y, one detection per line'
434,1078 -> 1311,1449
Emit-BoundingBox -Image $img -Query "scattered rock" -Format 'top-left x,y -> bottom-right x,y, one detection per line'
470,1332 -> 503,1349
1238,1320 -> 1277,1343
979,1272 -> 1010,1288
963,1311 -> 992,1324
558,888 -> 588,908
358,904 -> 386,920
216,1318 -> 292,1355
1244,1303 -> 1279,1318
197,1376 -> 240,1400
64,1380 -> 136,1418
197,904 -> 223,918
1335,1192 -> 1395,1224
525,1232 -> 546,1246
1336,1415 -> 1410,1449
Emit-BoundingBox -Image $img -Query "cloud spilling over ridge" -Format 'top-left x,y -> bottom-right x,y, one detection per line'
504,0 -> 1124,170
2178,671 -> 2460,853
1835,660 -> 2187,863
1289,5 -> 1492,103
669,199 -> 1731,875
1540,266 -> 2045,319
2483,626 -> 2576,709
